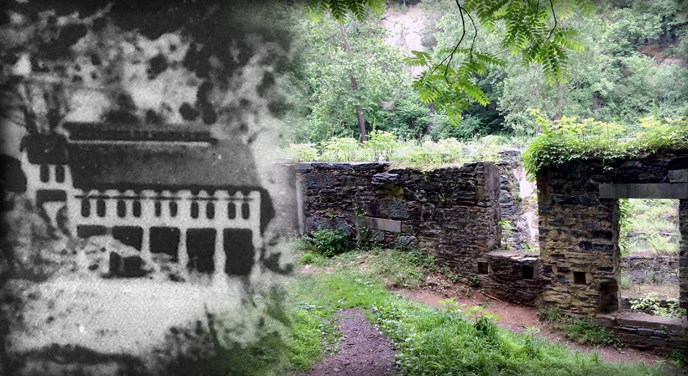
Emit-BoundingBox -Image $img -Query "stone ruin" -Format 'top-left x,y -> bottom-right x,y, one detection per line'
295,150 -> 688,353
537,151 -> 687,353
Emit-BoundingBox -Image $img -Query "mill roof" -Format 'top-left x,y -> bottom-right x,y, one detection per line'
24,122 -> 261,191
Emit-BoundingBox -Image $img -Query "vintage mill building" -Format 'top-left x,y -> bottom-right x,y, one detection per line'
21,122 -> 272,276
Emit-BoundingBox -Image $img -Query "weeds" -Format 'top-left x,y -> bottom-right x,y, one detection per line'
524,115 -> 688,178
617,199 -> 679,255
303,229 -> 349,257
620,273 -> 632,290
285,131 -> 520,168
630,293 -> 686,319
538,307 -> 623,348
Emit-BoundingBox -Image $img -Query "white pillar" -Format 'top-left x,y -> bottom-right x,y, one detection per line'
216,191 -> 229,220
178,228 -> 188,267
251,191 -> 262,249
214,228 -> 226,275
66,190 -> 79,237
141,190 -> 155,221
141,226 -> 150,260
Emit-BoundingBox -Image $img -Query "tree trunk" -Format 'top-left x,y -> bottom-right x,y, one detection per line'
339,23 -> 367,142
553,82 -> 564,121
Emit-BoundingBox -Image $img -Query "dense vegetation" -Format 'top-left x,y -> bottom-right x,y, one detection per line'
227,246 -> 673,375
283,0 -> 687,159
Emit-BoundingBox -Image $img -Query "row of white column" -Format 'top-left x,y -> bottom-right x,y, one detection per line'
67,190 -> 262,275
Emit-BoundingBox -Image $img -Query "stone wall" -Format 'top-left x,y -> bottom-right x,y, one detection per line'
537,152 -> 688,315
594,312 -> 687,355
485,250 -> 545,305
622,255 -> 679,284
680,200 -> 688,310
297,162 -> 502,275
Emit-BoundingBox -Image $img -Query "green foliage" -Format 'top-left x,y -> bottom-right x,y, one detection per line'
288,1 -> 688,143
306,0 -> 385,21
618,198 -> 632,255
538,307 -> 623,348
621,199 -> 680,255
299,251 -> 328,266
304,229 -> 350,257
523,114 -> 688,177
375,300 -> 659,375
310,248 -> 437,289
630,293 -> 687,318
285,132 -> 520,168
293,10 -> 420,143
406,0 -> 592,125
272,243 -> 670,375
289,270 -> 665,376
498,220 -> 514,249
286,143 -> 318,162
620,273 -> 632,289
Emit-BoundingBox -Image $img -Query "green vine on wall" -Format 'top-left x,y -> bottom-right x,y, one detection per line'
523,112 -> 688,178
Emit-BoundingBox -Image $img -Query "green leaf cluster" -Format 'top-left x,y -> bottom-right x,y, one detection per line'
303,229 -> 350,257
523,113 -> 688,177
306,0 -> 385,21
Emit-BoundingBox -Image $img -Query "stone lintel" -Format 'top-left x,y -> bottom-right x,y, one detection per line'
351,215 -> 402,233
598,183 -> 688,199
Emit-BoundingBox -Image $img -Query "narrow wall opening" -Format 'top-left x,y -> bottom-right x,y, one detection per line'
618,199 -> 682,316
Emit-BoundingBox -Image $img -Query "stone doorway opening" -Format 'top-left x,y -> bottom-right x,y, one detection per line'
618,199 -> 682,316
186,228 -> 216,273
223,229 -> 254,276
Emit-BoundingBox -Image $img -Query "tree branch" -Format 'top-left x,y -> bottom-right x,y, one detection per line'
546,0 -> 557,42
442,0 -> 467,84
465,7 -> 478,61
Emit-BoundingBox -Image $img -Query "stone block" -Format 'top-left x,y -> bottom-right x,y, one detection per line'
669,169 -> 688,183
394,236 -> 419,250
351,215 -> 402,233
598,183 -> 688,199
367,199 -> 409,220
371,172 -> 399,185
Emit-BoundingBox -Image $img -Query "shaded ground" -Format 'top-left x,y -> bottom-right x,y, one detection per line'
297,309 -> 395,376
621,283 -> 680,300
2,274 -> 269,375
391,287 -> 668,367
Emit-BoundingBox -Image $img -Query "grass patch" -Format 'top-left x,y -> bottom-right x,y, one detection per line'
299,247 -> 439,288
287,270 -> 665,375
228,249 -> 671,375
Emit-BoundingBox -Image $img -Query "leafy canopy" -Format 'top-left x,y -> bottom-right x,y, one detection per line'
309,0 -> 593,125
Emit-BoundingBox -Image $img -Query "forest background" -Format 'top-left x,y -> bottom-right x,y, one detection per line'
275,0 -> 687,150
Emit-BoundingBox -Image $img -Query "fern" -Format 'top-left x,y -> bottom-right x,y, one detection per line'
306,0 -> 384,22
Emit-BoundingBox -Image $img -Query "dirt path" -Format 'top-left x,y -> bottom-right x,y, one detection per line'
391,287 -> 667,367
297,309 -> 395,376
